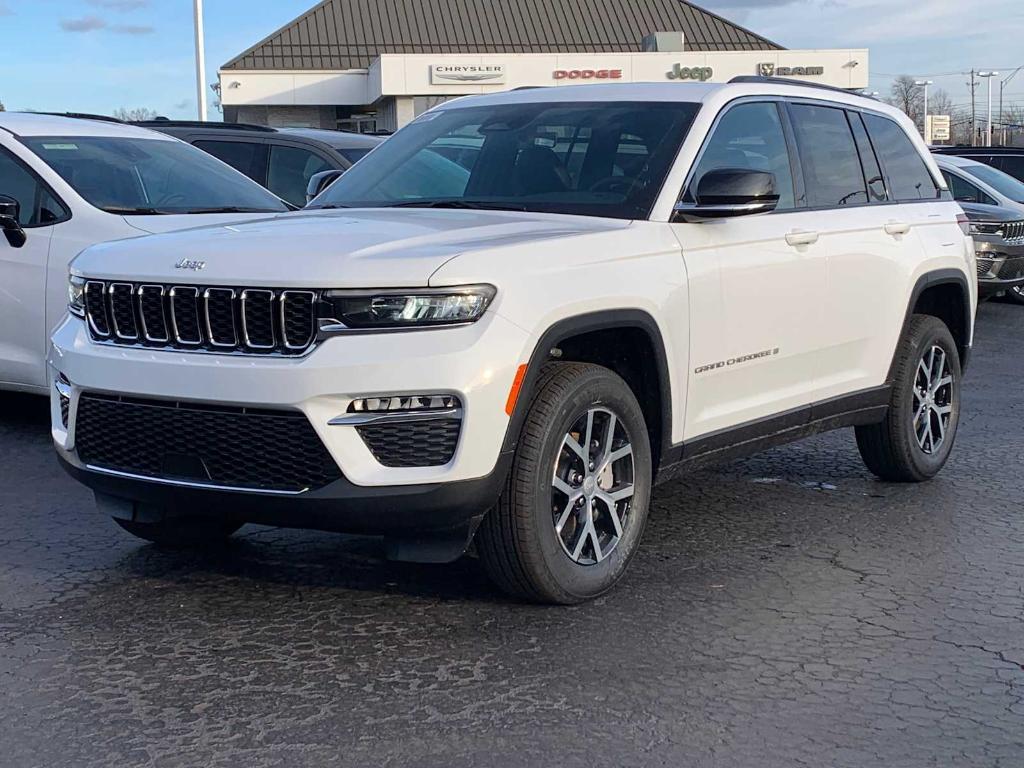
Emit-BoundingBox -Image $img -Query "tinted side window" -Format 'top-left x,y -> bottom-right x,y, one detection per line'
848,112 -> 887,202
688,102 -> 795,210
996,155 -> 1024,182
942,170 -> 996,206
267,145 -> 333,206
789,104 -> 867,207
193,140 -> 266,184
0,147 -> 68,227
862,114 -> 939,201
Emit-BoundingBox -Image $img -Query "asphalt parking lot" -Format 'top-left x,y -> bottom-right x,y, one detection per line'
1,301 -> 1022,768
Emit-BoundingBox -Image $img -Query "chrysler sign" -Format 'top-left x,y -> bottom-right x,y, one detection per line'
430,64 -> 507,84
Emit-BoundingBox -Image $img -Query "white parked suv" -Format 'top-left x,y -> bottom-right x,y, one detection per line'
50,80 -> 976,603
0,113 -> 290,393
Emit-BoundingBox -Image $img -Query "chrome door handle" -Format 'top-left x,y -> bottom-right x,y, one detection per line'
884,221 -> 911,236
785,229 -> 819,247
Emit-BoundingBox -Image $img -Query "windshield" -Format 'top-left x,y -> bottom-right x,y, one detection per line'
962,162 -> 1024,203
23,136 -> 290,214
338,147 -> 373,164
309,101 -> 701,219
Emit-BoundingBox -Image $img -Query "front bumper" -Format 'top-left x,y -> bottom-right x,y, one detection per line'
49,311 -> 529,539
975,240 -> 1024,298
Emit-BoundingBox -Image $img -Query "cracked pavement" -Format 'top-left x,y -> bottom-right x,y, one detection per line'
2,301 -> 1023,767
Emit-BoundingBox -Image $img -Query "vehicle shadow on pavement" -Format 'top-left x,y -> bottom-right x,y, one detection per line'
0,391 -> 50,427
111,530 -> 507,604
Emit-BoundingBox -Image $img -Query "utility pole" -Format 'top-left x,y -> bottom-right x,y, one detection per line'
1001,66 -> 1024,146
980,71 -> 998,147
193,0 -> 207,121
968,70 -> 977,146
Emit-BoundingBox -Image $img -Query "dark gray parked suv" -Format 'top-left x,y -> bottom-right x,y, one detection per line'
135,121 -> 383,207
933,146 -> 1024,184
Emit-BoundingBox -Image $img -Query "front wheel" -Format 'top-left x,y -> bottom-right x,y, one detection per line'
856,315 -> 962,482
476,362 -> 652,604
1007,284 -> 1024,306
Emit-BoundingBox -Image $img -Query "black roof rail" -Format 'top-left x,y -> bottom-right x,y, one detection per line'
38,112 -> 125,123
132,120 -> 278,133
728,76 -> 872,98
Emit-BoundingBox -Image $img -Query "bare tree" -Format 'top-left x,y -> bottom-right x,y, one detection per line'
113,107 -> 159,121
929,88 -> 953,118
887,75 -> 924,127
999,103 -> 1024,146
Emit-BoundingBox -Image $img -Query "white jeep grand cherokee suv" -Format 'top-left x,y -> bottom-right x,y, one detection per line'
50,80 -> 976,604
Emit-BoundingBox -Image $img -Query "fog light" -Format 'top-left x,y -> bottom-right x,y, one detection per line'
330,394 -> 463,427
348,394 -> 460,413
55,374 -> 71,428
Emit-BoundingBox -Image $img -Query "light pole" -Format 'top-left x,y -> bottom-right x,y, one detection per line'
193,0 -> 208,121
979,72 -> 998,146
1000,66 -> 1024,145
915,79 -> 933,137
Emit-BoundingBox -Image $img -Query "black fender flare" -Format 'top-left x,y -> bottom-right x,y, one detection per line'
891,268 -> 973,377
499,309 -> 675,462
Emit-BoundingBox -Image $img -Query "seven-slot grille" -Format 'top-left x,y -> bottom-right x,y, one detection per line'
83,280 -> 317,355
1002,220 -> 1024,244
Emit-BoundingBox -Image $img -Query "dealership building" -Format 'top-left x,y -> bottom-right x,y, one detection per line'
218,0 -> 869,133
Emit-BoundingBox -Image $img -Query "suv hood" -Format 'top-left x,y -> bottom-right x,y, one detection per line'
121,211 -> 285,235
73,208 -> 630,287
958,202 -> 1024,221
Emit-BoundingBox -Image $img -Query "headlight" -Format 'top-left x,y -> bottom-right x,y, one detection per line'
68,275 -> 86,317
969,221 -> 1005,237
319,285 -> 496,331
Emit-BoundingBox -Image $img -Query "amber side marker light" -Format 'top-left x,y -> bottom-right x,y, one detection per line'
505,364 -> 528,416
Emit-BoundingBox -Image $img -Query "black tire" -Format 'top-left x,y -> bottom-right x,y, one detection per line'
1007,284 -> 1024,306
114,513 -> 242,548
856,315 -> 962,482
476,362 -> 652,604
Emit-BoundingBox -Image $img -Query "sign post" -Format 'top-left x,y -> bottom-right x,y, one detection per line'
926,115 -> 951,144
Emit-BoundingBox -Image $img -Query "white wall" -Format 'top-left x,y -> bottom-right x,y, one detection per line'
219,49 -> 869,113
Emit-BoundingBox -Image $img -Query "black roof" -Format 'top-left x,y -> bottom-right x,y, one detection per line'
933,146 -> 1024,155
135,121 -> 385,149
224,0 -> 782,71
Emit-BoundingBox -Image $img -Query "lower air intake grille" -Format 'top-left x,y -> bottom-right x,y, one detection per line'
74,394 -> 341,492
996,256 -> 1024,281
356,419 -> 461,468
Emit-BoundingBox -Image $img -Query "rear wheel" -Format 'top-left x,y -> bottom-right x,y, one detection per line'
114,513 -> 242,547
856,315 -> 961,482
476,362 -> 652,604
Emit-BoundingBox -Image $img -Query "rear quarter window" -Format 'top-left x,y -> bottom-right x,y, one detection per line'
862,114 -> 940,201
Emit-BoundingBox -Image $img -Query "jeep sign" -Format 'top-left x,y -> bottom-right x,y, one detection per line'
666,64 -> 714,82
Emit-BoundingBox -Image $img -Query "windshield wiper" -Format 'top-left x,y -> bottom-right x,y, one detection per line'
177,206 -> 283,214
384,200 -> 528,212
307,203 -> 352,210
104,206 -> 167,215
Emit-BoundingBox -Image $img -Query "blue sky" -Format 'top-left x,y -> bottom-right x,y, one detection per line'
0,0 -> 1022,118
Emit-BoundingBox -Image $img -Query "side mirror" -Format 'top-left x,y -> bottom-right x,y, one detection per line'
0,195 -> 26,248
305,169 -> 345,205
673,168 -> 779,222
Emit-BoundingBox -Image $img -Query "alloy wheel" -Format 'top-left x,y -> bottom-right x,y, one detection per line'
912,344 -> 954,455
551,407 -> 635,565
